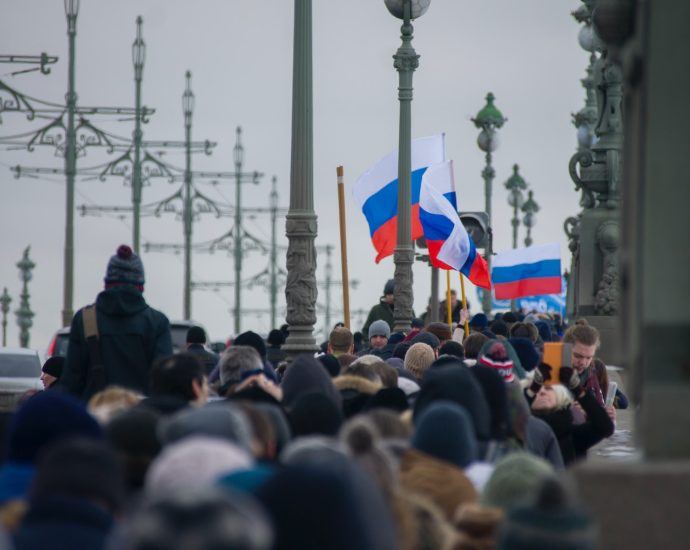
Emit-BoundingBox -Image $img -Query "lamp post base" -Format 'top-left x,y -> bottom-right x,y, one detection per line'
393,246 -> 414,333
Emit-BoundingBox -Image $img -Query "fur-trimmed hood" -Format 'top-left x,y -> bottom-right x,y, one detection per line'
333,375 -> 382,395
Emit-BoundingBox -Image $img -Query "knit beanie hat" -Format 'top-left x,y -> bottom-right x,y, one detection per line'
186,326 -> 207,344
289,392 -> 343,437
6,391 -> 102,463
41,356 -> 64,378
159,404 -> 253,451
497,478 -> 597,550
30,437 -> 125,513
145,436 -> 253,501
481,452 -> 555,510
404,342 -> 435,380
104,244 -> 145,287
412,400 -> 478,468
317,353 -> 341,378
233,330 -> 267,359
469,313 -> 489,330
508,337 -> 540,372
368,319 -> 391,340
409,331 -> 441,350
477,340 -> 515,382
383,278 -> 395,295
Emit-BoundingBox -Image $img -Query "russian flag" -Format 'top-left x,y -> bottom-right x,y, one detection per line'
353,135 -> 444,263
492,243 -> 562,300
418,160 -> 491,289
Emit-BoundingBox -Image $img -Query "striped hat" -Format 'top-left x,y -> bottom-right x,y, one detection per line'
478,341 -> 515,383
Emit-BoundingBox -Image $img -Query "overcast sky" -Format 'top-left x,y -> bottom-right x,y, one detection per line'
1,1 -> 588,349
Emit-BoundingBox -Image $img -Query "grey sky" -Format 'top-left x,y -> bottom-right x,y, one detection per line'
1,1 -> 587,349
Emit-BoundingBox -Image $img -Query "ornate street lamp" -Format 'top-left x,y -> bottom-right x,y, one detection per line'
504,164 -> 528,250
384,0 -> 431,333
0,288 -> 11,347
62,0 -> 80,327
522,190 -> 540,247
131,16 -> 146,254
182,70 -> 195,320
15,247 -> 35,348
472,92 -> 506,315
283,0 -> 319,357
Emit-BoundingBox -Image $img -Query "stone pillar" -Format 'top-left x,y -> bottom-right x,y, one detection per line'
283,0 -> 318,358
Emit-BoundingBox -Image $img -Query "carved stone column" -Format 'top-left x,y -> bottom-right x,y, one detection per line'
283,0 -> 318,358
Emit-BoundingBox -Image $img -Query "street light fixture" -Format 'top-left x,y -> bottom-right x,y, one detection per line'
182,70 -> 195,319
15,247 -> 35,348
0,288 -> 11,347
384,0 -> 430,333
472,92 -> 506,316
131,16 -> 146,254
504,164 -> 528,250
62,0 -> 80,327
522,189 -> 540,247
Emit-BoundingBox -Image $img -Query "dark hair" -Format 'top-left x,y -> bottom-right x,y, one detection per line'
150,353 -> 205,402
186,326 -> 207,344
439,340 -> 465,359
489,320 -> 509,338
463,332 -> 489,359
267,329 -> 285,347
509,322 -> 539,343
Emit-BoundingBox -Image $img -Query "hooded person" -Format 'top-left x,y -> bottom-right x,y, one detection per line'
12,438 -> 125,550
0,391 -> 103,530
361,279 -> 395,340
398,401 -> 479,521
60,245 -> 173,401
280,354 -> 342,412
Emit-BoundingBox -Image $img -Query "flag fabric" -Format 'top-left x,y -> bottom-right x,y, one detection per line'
353,135 -> 444,263
492,243 -> 562,300
418,160 -> 491,289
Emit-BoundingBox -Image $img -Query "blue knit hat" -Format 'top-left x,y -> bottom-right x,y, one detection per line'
469,313 -> 489,330
104,244 -> 145,286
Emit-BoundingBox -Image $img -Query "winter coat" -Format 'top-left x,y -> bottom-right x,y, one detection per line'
13,496 -> 115,550
362,298 -> 394,338
186,343 -> 219,375
61,286 -> 172,401
530,391 -> 614,465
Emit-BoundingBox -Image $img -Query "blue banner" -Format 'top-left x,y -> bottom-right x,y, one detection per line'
476,276 -> 567,315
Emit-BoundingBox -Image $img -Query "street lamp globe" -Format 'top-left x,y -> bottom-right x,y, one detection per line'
508,188 -> 524,208
523,211 -> 537,228
477,129 -> 500,153
384,0 -> 430,20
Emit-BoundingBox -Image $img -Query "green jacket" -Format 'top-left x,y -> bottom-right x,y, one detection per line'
61,286 -> 172,401
362,298 -> 395,339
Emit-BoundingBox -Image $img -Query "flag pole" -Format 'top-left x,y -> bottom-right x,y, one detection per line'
459,273 -> 469,337
336,166 -> 351,329
446,270 -> 452,327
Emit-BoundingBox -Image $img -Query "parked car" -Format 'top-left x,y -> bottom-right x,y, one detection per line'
46,327 -> 71,358
0,348 -> 43,412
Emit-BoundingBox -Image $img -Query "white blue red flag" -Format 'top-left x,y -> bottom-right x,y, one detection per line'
492,243 -> 562,299
418,160 -> 491,289
353,135 -> 444,263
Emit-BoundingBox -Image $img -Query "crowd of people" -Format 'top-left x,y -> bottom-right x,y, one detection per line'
0,246 -> 628,549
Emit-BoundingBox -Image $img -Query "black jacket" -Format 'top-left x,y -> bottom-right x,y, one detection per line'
61,286 -> 172,400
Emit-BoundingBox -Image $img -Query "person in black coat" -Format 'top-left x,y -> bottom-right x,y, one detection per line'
524,364 -> 614,465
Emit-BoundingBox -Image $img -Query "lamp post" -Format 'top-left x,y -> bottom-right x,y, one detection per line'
269,176 -> 279,330
131,16 -> 145,254
0,288 -> 11,347
182,70 -> 194,320
283,0 -> 319,357
62,0 -> 79,327
504,164 -> 527,311
15,247 -> 35,348
522,190 -> 539,247
472,92 -> 506,316
385,0 -> 430,333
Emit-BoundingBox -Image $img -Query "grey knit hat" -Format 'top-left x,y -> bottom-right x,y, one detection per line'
104,245 -> 145,286
368,320 -> 391,340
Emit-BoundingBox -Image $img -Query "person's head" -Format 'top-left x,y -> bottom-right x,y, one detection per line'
404,343 -> 435,381
88,386 -> 142,424
368,320 -> 390,349
530,384 -> 573,412
104,244 -> 145,291
343,357 -> 383,385
463,332 -> 489,359
219,346 -> 264,389
185,325 -> 207,346
267,329 -> 285,348
328,326 -> 354,356
233,331 -> 268,360
563,323 -> 600,374
424,322 -> 452,344
150,353 -> 208,406
438,340 -> 464,360
448,289 -> 458,306
469,313 -> 489,332
509,322 -> 539,343
383,278 -> 395,304
40,356 -> 64,389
